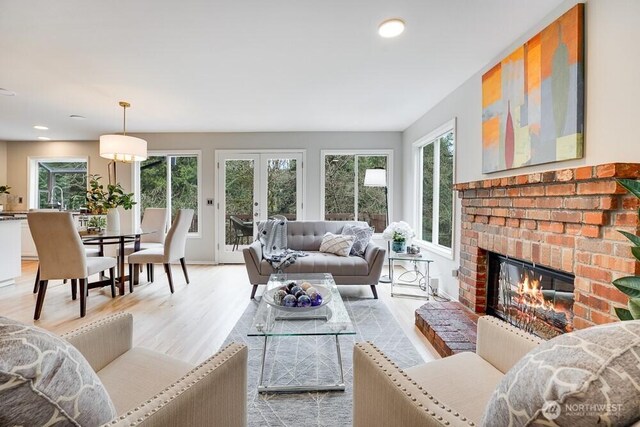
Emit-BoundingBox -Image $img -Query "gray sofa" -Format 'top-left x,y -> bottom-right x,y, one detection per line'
243,220 -> 386,299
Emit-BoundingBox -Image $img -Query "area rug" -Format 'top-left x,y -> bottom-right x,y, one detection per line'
223,297 -> 424,427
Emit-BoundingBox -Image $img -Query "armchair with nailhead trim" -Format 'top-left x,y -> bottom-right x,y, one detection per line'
63,313 -> 247,427
353,316 -> 543,427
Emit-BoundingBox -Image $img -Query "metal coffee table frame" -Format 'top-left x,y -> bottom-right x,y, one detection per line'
248,273 -> 355,394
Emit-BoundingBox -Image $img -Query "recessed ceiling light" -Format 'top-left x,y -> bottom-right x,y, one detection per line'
0,88 -> 16,96
33,125 -> 49,130
37,136 -> 51,141
378,18 -> 405,38
69,115 -> 86,120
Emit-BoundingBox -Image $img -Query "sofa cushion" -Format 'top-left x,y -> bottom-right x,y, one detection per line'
287,221 -> 368,251
405,351 -> 504,424
260,251 -> 370,276
97,347 -> 193,414
343,223 -> 374,257
481,320 -> 640,427
0,316 -> 117,426
319,232 -> 355,257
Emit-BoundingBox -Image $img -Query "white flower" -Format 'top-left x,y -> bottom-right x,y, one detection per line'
383,221 -> 415,241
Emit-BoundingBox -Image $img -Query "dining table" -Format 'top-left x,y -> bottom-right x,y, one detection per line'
81,229 -> 154,295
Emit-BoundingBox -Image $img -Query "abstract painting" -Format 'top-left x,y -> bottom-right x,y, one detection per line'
482,4 -> 584,173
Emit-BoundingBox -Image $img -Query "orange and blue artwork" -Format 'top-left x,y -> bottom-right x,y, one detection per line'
482,4 -> 584,173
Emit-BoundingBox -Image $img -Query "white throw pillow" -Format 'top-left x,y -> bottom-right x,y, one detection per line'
319,232 -> 355,257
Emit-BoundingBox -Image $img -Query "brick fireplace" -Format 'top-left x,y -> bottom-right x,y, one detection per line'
455,163 -> 640,329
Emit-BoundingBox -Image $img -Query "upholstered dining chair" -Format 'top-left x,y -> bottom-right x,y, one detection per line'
120,207 -> 168,257
128,209 -> 194,294
28,212 -> 117,320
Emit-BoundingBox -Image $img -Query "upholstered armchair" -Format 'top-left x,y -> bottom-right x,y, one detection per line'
63,313 -> 248,426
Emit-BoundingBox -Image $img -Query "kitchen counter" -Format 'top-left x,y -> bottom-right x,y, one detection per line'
0,216 -> 25,221
0,220 -> 21,287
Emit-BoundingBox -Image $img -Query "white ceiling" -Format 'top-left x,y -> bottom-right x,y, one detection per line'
0,0 -> 565,141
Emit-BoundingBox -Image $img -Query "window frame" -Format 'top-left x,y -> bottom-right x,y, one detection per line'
413,118 -> 456,259
27,156 -> 90,210
320,149 -> 393,233
134,150 -> 202,238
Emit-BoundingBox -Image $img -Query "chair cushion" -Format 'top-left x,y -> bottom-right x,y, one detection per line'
319,232 -> 354,257
120,242 -> 164,256
406,352 -> 504,424
259,251 -> 369,275
0,317 -> 117,426
342,223 -> 374,257
128,247 -> 165,264
482,320 -> 640,427
86,256 -> 117,276
97,347 -> 193,414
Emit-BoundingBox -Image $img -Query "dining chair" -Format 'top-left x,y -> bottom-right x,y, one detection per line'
28,212 -> 117,320
128,209 -> 194,293
120,207 -> 168,256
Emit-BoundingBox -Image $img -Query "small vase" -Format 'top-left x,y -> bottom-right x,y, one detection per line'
392,240 -> 406,253
106,208 -> 120,233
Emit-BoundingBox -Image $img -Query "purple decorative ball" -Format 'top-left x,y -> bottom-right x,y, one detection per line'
282,294 -> 297,307
290,285 -> 302,295
286,282 -> 296,292
309,292 -> 323,306
297,295 -> 312,307
295,290 -> 306,298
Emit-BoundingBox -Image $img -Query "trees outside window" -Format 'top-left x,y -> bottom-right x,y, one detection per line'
139,153 -> 199,233
30,159 -> 87,210
415,122 -> 455,253
322,152 -> 390,232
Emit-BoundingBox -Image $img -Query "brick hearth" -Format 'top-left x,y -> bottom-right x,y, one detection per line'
454,163 -> 640,329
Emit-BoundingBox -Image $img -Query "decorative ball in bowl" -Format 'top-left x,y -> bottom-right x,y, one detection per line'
264,281 -> 332,312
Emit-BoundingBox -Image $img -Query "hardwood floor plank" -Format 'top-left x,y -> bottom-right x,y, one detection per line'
0,261 -> 439,364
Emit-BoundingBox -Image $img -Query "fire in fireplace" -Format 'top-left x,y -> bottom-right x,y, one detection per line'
487,253 -> 575,340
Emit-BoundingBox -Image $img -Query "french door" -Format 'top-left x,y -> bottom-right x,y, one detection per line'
216,151 -> 304,263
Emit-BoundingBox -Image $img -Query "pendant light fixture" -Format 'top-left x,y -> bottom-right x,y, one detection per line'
100,101 -> 147,183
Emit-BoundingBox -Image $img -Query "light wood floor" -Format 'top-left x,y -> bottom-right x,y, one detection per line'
0,261 -> 439,364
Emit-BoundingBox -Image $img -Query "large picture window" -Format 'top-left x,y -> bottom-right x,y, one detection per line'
29,157 -> 88,210
415,120 -> 455,254
321,151 -> 392,232
138,152 -> 200,234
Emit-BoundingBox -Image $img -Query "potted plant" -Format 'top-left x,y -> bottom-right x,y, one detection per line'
0,185 -> 10,212
613,178 -> 640,320
85,174 -> 135,232
383,221 -> 415,253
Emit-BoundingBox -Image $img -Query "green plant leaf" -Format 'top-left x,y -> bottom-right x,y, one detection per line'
619,230 -> 640,247
629,298 -> 640,319
615,307 -> 634,321
633,247 -> 640,262
617,179 -> 640,199
613,276 -> 640,298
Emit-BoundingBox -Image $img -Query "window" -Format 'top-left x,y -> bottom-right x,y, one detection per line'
321,151 -> 392,232
29,157 -> 88,210
415,120 -> 455,254
138,152 -> 200,234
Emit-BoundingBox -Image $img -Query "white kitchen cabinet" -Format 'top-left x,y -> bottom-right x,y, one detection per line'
21,219 -> 38,258
0,220 -> 22,287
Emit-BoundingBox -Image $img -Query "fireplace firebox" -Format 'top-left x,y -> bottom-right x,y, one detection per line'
487,253 -> 575,340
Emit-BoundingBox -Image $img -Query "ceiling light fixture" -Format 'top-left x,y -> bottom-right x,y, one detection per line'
378,18 -> 405,38
69,115 -> 86,120
0,88 -> 16,96
37,136 -> 51,141
100,101 -> 147,184
33,125 -> 49,130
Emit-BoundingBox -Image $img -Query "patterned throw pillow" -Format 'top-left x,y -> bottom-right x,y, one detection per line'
481,320 -> 640,427
0,317 -> 117,426
319,232 -> 355,257
342,224 -> 374,257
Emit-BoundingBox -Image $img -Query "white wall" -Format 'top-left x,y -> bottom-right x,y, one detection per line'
6,132 -> 401,262
0,141 -> 7,185
402,0 -> 640,300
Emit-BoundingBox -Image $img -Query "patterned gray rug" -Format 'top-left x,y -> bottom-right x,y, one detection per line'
223,296 -> 424,427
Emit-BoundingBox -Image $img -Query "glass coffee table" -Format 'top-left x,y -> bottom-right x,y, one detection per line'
248,273 -> 355,393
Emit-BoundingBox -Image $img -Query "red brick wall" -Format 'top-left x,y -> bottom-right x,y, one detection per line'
454,163 -> 640,329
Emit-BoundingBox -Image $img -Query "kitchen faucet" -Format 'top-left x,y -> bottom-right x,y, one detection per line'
50,185 -> 64,210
